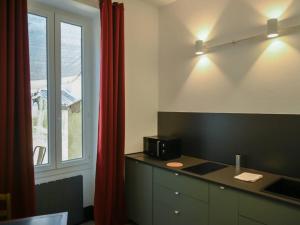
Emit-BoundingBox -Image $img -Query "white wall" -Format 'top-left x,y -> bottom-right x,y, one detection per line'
125,0 -> 159,154
159,0 -> 300,114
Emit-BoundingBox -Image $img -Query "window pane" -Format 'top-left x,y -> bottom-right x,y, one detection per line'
28,14 -> 49,166
60,22 -> 83,161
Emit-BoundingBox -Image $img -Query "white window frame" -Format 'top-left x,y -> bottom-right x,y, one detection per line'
55,11 -> 89,169
28,2 -> 93,175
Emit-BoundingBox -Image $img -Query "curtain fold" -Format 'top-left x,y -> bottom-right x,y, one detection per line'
94,0 -> 125,225
0,0 -> 36,219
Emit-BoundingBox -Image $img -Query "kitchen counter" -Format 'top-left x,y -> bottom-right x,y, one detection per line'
126,152 -> 300,207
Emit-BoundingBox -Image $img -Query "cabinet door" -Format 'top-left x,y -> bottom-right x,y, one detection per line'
239,216 -> 264,225
125,159 -> 153,225
209,184 -> 238,225
239,192 -> 300,225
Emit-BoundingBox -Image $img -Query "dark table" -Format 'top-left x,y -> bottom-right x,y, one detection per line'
0,212 -> 68,225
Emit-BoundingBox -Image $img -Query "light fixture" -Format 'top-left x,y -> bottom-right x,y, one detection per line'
267,18 -> 279,38
195,40 -> 204,55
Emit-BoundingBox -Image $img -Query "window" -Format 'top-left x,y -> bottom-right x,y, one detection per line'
29,14 -> 49,166
60,22 -> 83,161
28,6 -> 90,170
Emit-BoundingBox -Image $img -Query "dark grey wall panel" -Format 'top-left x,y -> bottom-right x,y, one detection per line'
35,176 -> 84,225
158,112 -> 300,179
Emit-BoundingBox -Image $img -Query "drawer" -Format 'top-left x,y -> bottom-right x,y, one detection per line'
153,199 -> 208,225
154,184 -> 194,206
239,192 -> 300,225
239,216 -> 264,225
153,167 -> 209,202
154,184 -> 179,206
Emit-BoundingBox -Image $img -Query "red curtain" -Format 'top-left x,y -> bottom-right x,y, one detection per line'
0,0 -> 35,219
94,0 -> 125,225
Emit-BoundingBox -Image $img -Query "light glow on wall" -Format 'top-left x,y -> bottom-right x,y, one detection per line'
196,27 -> 211,41
250,38 -> 290,71
266,6 -> 286,19
196,55 -> 212,70
265,39 -> 286,54
252,0 -> 293,20
246,0 -> 293,20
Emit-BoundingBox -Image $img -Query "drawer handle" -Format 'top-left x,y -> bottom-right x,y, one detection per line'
174,210 -> 180,215
174,191 -> 180,196
220,186 -> 225,190
174,173 -> 179,176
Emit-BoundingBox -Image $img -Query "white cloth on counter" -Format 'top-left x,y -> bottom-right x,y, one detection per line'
234,172 -> 263,182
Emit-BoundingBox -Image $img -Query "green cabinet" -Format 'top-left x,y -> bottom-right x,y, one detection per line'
153,168 -> 209,225
153,201 -> 181,225
209,184 -> 238,225
125,157 -> 300,225
239,192 -> 300,225
125,158 -> 153,225
154,167 -> 209,203
153,198 -> 208,225
153,184 -> 208,225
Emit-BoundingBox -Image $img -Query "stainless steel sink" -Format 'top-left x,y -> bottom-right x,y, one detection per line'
264,178 -> 300,201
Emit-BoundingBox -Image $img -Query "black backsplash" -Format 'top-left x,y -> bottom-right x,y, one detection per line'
158,112 -> 300,179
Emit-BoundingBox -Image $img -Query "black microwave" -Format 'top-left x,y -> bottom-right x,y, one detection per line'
143,136 -> 181,160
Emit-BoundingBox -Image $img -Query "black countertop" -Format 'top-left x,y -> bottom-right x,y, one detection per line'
126,152 -> 300,207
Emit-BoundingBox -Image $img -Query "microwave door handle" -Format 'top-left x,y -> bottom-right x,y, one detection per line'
157,141 -> 160,157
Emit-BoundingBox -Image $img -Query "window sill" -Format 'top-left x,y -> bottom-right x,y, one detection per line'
34,159 -> 93,184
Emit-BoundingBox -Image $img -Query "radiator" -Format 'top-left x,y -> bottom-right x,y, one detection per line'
35,175 -> 84,225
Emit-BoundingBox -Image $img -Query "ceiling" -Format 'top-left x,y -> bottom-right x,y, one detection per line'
30,0 -> 99,17
74,0 -> 177,8
74,0 -> 99,8
30,0 -> 176,13
141,0 -> 177,7
73,0 -> 176,7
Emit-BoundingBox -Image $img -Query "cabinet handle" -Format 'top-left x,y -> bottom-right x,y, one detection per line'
174,173 -> 179,176
220,186 -> 225,190
174,210 -> 180,215
174,191 -> 180,195
135,161 -> 139,164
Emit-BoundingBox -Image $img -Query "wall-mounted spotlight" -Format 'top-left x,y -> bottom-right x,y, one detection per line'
195,40 -> 204,55
267,18 -> 279,38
